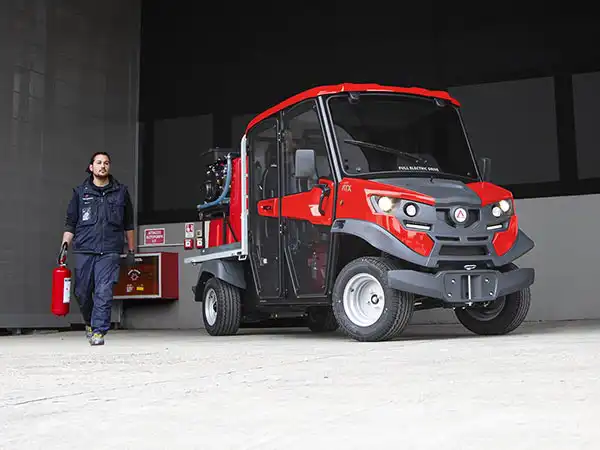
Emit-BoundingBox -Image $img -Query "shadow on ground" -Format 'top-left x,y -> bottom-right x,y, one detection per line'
218,319 -> 600,342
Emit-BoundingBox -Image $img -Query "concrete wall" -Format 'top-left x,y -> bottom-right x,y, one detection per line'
0,0 -> 140,328
124,192 -> 600,329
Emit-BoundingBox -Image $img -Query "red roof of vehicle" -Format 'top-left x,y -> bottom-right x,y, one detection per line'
245,82 -> 460,133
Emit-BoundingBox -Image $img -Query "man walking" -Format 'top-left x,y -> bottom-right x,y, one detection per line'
61,152 -> 136,346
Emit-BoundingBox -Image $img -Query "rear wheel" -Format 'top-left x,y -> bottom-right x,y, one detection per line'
307,306 -> 338,333
202,277 -> 242,336
332,257 -> 414,342
454,287 -> 531,335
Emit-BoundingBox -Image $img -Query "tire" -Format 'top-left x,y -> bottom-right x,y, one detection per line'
202,277 -> 242,336
454,287 -> 531,336
307,307 -> 339,333
332,257 -> 414,342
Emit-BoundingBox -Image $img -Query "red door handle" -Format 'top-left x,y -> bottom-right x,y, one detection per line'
258,199 -> 277,217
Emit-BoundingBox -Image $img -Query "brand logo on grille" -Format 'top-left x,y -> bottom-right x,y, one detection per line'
453,207 -> 468,223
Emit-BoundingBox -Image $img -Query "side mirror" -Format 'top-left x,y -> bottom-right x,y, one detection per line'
478,156 -> 492,182
295,149 -> 317,178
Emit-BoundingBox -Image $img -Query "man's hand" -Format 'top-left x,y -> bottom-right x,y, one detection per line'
125,250 -> 136,268
57,242 -> 68,266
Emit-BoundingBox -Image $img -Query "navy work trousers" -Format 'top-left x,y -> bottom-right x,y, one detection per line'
74,253 -> 121,334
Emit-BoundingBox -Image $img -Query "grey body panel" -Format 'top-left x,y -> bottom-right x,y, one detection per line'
331,219 -> 534,268
371,177 -> 482,207
387,267 -> 535,302
192,259 -> 246,302
331,219 -> 431,267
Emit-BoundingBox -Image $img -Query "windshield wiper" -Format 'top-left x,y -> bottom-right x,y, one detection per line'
343,139 -> 429,165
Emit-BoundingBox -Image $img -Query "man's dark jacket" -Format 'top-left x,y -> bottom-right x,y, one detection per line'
65,175 -> 134,254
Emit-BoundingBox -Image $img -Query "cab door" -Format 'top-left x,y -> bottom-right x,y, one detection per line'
279,99 -> 336,300
248,116 -> 284,300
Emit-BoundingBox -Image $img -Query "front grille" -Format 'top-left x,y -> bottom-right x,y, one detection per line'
436,236 -> 459,242
439,245 -> 488,256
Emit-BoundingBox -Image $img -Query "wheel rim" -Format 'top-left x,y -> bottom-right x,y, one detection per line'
342,273 -> 385,327
204,288 -> 218,326
464,298 -> 506,321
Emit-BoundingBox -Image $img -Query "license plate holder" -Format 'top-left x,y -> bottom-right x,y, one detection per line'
442,270 -> 499,302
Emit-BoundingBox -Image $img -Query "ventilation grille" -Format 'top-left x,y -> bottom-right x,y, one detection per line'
438,245 -> 488,256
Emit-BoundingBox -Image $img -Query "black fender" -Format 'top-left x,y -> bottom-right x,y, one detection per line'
495,230 -> 535,267
192,259 -> 246,302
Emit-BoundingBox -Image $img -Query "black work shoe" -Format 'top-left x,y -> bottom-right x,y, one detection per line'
85,325 -> 93,342
90,332 -> 105,346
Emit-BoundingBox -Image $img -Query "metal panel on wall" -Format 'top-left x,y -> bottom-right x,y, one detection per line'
0,0 -> 141,328
449,77 -> 560,186
573,71 -> 600,180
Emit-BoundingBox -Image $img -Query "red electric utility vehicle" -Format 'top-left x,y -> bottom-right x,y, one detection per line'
185,83 -> 535,342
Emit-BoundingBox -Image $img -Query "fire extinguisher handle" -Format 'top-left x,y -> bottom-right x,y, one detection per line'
57,242 -> 68,266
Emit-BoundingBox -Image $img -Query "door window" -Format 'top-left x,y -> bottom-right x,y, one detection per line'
281,100 -> 332,196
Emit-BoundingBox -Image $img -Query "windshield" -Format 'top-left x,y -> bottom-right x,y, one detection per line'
326,93 -> 480,181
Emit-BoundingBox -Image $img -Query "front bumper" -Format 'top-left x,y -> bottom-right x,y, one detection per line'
388,267 -> 535,303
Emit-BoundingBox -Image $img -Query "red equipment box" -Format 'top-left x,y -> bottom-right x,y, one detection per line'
113,252 -> 179,300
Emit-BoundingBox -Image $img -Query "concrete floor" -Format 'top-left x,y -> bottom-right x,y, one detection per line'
1,321 -> 600,449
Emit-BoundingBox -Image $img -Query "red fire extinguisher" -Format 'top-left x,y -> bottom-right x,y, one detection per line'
51,242 -> 71,316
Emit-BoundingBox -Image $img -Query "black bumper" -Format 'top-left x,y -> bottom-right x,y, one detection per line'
388,267 -> 535,303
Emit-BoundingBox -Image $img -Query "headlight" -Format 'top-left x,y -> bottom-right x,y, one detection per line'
404,202 -> 418,217
371,195 -> 400,214
491,199 -> 513,218
378,196 -> 394,213
371,196 -> 424,219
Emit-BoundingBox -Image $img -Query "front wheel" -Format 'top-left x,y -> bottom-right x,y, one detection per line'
454,287 -> 531,335
202,277 -> 242,336
332,257 -> 414,342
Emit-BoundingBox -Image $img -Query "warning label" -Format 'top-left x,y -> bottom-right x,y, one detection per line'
144,228 -> 165,245
185,223 -> 195,239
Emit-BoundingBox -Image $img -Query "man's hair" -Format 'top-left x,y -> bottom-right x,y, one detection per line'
86,151 -> 111,173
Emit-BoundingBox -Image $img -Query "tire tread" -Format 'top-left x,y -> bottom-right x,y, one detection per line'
455,287 -> 531,336
203,277 -> 241,336
333,256 -> 414,342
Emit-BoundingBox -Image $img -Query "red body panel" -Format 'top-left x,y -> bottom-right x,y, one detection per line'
467,182 -> 513,206
492,215 -> 519,256
335,178 -> 435,256
255,175 -> 519,259
258,180 -> 336,225
245,83 -> 460,134
208,218 -> 236,247
228,157 -> 242,241
281,180 -> 335,225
